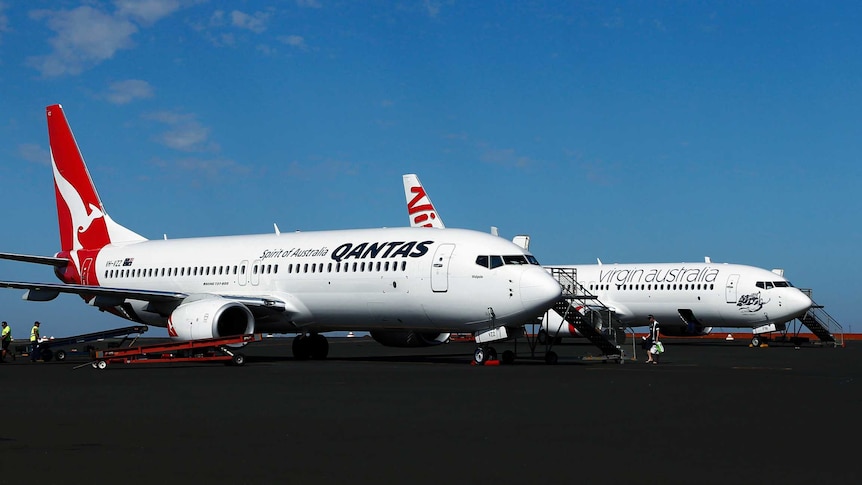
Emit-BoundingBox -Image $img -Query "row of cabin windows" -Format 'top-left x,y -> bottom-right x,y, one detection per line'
586,283 -> 717,292
104,260 -> 409,279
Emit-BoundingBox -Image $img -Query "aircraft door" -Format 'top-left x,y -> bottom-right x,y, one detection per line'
81,258 -> 94,285
250,259 -> 261,286
238,260 -> 248,286
725,274 -> 739,303
431,244 -> 455,292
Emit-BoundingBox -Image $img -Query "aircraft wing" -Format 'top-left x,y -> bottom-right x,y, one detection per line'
0,279 -> 290,313
0,252 -> 69,267
0,280 -> 187,302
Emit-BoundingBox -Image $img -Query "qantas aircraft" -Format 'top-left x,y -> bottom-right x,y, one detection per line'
403,173 -> 813,347
0,105 -> 563,363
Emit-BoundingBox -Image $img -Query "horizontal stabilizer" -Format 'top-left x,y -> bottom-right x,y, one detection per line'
0,252 -> 69,267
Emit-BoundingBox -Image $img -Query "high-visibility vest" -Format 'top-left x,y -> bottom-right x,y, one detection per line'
1,326 -> 10,342
30,325 -> 39,342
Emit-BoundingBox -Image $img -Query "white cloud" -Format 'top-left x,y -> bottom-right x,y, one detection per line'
28,6 -> 138,77
19,143 -> 50,166
114,0 -> 181,25
145,110 -> 217,152
278,34 -> 306,50
423,0 -> 441,18
0,2 -> 9,36
296,0 -> 322,8
231,10 -> 270,33
105,79 -> 154,104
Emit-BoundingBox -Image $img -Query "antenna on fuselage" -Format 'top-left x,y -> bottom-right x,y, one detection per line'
274,223 -> 281,235
705,256 -> 711,263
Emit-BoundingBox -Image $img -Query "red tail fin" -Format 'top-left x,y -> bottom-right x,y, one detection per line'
47,104 -> 144,253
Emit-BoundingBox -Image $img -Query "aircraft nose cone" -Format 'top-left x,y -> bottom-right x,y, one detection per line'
789,290 -> 814,318
520,266 -> 563,311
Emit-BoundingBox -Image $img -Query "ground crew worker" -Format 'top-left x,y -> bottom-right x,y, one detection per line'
1,321 -> 11,362
30,321 -> 40,362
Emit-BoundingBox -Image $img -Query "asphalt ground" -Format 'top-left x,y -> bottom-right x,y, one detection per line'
0,337 -> 858,485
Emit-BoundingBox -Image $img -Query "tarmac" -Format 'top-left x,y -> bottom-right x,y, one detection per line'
1,336 -> 859,485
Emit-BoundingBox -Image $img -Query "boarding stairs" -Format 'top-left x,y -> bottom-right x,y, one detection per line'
798,291 -> 844,347
533,267 -> 632,362
755,290 -> 844,347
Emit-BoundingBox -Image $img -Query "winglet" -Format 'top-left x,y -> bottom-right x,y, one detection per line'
402,174 -> 445,228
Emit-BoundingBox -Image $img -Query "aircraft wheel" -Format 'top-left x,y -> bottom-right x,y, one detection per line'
56,350 -> 67,361
473,347 -> 488,365
544,351 -> 559,365
487,346 -> 498,361
41,348 -> 53,362
751,336 -> 762,347
96,360 -> 108,370
501,350 -> 515,365
310,334 -> 329,360
292,335 -> 311,360
231,353 -> 246,366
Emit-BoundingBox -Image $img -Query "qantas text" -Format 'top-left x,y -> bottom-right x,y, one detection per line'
330,240 -> 433,263
599,266 -> 720,284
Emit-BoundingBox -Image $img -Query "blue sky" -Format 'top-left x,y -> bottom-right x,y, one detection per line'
0,1 -> 859,338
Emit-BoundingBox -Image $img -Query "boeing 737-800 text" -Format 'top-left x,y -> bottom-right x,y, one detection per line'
403,173 -> 813,347
0,106 -> 562,363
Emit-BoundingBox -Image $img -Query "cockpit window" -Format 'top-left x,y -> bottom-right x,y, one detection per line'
502,255 -> 529,265
476,254 -> 542,269
756,281 -> 787,289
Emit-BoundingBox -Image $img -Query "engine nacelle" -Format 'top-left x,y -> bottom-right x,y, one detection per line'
369,330 -> 450,347
168,297 -> 255,341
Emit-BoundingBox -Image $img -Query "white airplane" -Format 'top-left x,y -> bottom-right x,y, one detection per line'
402,173 -> 814,347
0,105 -> 562,364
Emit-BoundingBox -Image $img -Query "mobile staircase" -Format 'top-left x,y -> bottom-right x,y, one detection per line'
527,267 -> 633,364
751,290 -> 844,347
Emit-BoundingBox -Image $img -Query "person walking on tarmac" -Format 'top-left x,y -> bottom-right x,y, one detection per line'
29,321 -> 41,362
1,321 -> 12,362
645,315 -> 661,364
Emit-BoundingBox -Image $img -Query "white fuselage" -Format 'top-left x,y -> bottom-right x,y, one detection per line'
89,227 -> 561,334
544,262 -> 812,335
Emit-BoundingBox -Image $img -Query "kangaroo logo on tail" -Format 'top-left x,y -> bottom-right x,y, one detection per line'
402,174 -> 445,229
46,105 -> 146,284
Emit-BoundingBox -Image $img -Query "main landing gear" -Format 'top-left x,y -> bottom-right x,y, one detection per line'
292,333 -> 329,360
473,345 -> 516,365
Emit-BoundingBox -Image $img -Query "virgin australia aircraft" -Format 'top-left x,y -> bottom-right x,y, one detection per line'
0,106 -> 562,362
403,173 -> 813,346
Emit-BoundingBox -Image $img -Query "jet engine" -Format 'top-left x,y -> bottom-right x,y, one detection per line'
168,297 -> 255,341
369,330 -> 450,347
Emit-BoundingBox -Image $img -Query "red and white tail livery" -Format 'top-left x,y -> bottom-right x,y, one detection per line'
403,174 -> 444,228
0,105 -> 563,364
